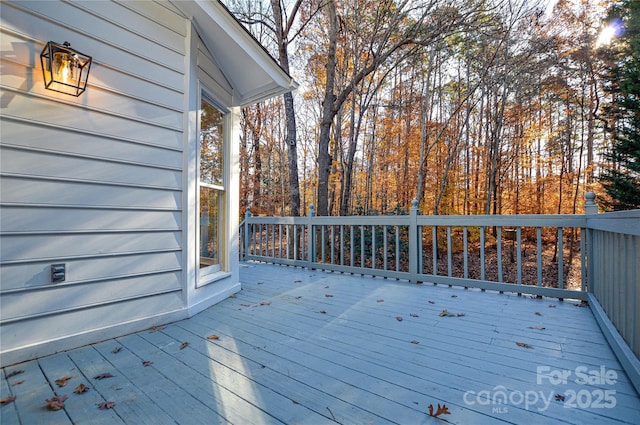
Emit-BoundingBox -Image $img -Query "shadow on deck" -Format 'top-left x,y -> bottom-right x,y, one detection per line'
2,262 -> 639,424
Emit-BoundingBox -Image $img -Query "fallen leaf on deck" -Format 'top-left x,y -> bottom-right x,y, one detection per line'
98,401 -> 116,410
555,393 -> 565,401
12,380 -> 24,386
428,403 -> 451,421
377,299 -> 384,303
319,310 -> 327,314
260,301 -> 271,306
548,304 -> 556,308
295,296 -> 302,299
294,280 -> 302,283
257,281 -> 264,285
0,396 -> 16,406
142,361 -> 153,367
528,326 -> 546,330
324,285 -> 330,288
228,294 -> 236,298
411,340 -> 419,344
516,342 -> 534,349
55,376 -> 72,387
574,301 -> 589,307
535,311 -> 542,316
46,394 -> 67,411
179,342 -> 189,350
112,347 -> 122,354
74,384 -> 88,394
410,313 -> 419,317
428,300 -> 435,304
396,316 -> 403,321
456,313 -> 465,317
325,294 -> 333,298
240,303 -> 251,307
93,373 -> 114,380
6,370 -> 23,378
451,295 -> 458,298
439,309 -> 449,317
149,326 -> 165,333
207,334 -> 220,340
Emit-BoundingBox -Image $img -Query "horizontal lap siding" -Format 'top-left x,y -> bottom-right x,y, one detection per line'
0,0 -> 188,364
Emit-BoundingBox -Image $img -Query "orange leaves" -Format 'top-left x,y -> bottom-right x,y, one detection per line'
207,334 -> 220,340
74,383 -> 88,394
438,309 -> 464,317
428,403 -> 451,422
55,376 -> 72,387
98,401 -> 116,410
516,342 -> 534,349
46,394 -> 67,411
1,396 -> 16,406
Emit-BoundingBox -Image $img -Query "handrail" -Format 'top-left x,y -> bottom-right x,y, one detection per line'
239,193 -> 639,391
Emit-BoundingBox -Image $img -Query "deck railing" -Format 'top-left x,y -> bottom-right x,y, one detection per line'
240,193 -> 639,380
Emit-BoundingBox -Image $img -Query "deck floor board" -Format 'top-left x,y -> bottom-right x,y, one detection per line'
1,262 -> 639,424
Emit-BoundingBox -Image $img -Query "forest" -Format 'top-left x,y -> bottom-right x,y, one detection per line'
224,0 -> 639,218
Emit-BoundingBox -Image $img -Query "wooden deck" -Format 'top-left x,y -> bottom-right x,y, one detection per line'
2,262 -> 639,424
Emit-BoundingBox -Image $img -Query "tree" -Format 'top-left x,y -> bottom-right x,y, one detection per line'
599,0 -> 640,210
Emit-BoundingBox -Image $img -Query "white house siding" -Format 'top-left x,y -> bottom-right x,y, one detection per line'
0,0 -> 192,366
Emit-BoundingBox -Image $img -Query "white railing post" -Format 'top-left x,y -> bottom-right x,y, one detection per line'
584,192 -> 597,293
307,204 -> 315,267
409,199 -> 419,284
243,205 -> 252,261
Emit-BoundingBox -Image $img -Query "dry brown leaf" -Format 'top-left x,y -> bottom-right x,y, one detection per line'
112,347 -> 122,354
324,285 -> 330,288
535,311 -> 542,316
396,316 -> 403,322
294,279 -> 302,283
451,295 -> 458,298
428,403 -> 451,421
516,342 -> 534,349
324,294 -> 334,298
319,310 -> 327,314
410,340 -> 419,344
228,294 -> 236,298
240,303 -> 251,307
555,394 -> 565,401
55,376 -> 72,387
0,396 -> 16,406
149,326 -> 165,333
46,394 -> 67,411
6,370 -> 23,378
207,334 -> 220,340
93,373 -> 114,380
292,400 -> 300,405
179,342 -> 189,350
260,301 -> 271,306
574,301 -> 589,307
98,401 -> 116,410
12,380 -> 24,386
410,313 -> 419,317
456,313 -> 465,317
74,384 -> 88,394
439,309 -> 448,317
428,300 -> 435,304
376,299 -> 384,303
142,361 -> 153,367
528,326 -> 546,330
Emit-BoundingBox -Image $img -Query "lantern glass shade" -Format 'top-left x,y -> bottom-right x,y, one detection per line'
40,41 -> 92,97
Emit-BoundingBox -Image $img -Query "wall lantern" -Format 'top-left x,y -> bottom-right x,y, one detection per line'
40,41 -> 92,97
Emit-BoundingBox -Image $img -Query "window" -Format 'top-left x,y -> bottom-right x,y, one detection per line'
199,97 -> 225,276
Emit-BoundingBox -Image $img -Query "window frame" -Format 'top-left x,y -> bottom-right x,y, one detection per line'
197,89 -> 229,283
